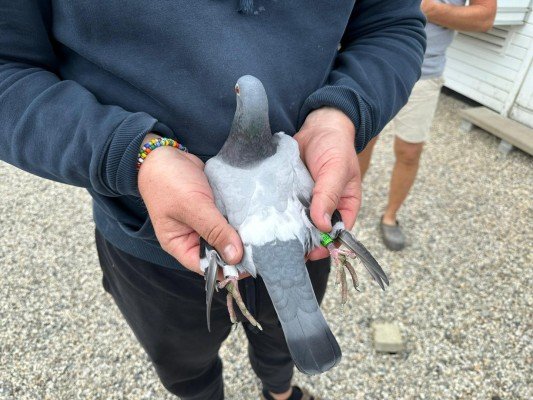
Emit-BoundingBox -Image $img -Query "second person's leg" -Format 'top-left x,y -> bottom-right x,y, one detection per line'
380,77 -> 443,250
382,137 -> 424,226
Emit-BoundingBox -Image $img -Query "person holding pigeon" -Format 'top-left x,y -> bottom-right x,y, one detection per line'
0,1 -> 425,399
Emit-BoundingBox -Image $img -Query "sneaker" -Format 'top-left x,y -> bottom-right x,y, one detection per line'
379,217 -> 406,251
261,385 -> 321,400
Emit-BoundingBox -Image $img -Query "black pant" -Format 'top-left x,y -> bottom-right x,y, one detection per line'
95,230 -> 330,400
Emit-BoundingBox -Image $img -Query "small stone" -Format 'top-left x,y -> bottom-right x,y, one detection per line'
372,322 -> 404,353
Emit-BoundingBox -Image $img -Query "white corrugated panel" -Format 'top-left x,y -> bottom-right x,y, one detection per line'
494,0 -> 531,25
510,62 -> 533,127
461,27 -> 508,48
444,1 -> 533,125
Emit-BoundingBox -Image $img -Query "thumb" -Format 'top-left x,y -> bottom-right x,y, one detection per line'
310,166 -> 346,233
183,201 -> 243,265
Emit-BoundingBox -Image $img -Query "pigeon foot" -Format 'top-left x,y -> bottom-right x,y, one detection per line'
327,243 -> 360,304
219,278 -> 263,331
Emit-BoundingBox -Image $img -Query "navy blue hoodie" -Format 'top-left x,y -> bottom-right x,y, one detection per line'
0,1 -> 425,269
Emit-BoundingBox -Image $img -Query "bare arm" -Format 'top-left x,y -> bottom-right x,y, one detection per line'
422,0 -> 497,32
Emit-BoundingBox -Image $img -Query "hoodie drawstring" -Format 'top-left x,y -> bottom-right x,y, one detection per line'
238,0 -> 254,14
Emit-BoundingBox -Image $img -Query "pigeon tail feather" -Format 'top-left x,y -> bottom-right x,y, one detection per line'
253,240 -> 342,375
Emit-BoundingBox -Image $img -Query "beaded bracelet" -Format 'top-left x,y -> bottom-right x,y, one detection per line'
137,137 -> 188,169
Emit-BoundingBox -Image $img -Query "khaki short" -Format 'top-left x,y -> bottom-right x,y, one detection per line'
388,77 -> 444,143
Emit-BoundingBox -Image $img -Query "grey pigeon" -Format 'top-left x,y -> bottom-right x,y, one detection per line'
200,75 -> 388,375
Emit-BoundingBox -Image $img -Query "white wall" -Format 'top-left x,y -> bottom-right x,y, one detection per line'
510,44 -> 533,127
443,2 -> 533,128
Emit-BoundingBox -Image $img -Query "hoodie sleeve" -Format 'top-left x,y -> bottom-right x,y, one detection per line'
299,0 -> 426,153
0,0 -> 172,197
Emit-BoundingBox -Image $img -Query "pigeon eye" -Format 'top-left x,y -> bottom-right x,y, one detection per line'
235,85 -> 240,95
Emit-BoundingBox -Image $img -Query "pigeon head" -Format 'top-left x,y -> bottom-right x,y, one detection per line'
218,75 -> 277,167
233,75 -> 270,139
234,75 -> 267,115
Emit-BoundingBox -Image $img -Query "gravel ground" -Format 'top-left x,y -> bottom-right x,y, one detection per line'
1,91 -> 532,400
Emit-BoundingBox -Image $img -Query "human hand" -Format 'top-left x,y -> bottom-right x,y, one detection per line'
138,135 -> 244,275
294,107 -> 361,261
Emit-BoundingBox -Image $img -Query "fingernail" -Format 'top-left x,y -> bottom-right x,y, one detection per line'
224,244 -> 237,262
323,213 -> 332,228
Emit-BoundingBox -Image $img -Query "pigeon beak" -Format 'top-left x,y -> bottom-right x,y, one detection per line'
234,85 -> 240,95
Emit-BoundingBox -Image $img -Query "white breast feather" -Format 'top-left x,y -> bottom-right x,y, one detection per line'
238,192 -> 307,246
205,133 -> 318,249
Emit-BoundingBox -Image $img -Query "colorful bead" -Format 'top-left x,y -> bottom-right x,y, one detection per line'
136,137 -> 188,170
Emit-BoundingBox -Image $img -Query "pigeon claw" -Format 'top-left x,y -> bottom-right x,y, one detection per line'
328,244 -> 360,304
200,238 -> 261,331
336,230 -> 390,290
220,279 -> 263,331
324,228 -> 389,302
